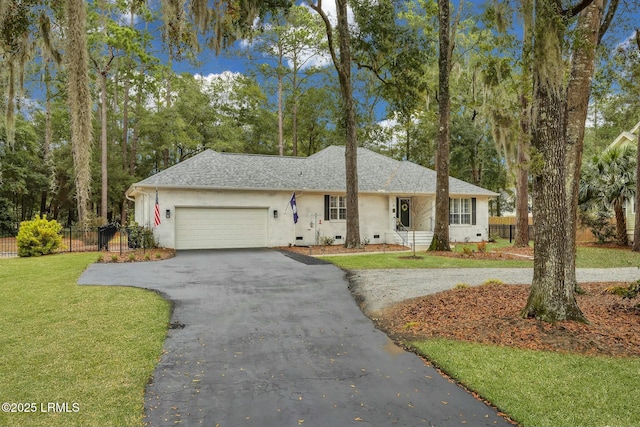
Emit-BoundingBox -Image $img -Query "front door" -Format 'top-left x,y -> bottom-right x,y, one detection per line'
398,198 -> 411,229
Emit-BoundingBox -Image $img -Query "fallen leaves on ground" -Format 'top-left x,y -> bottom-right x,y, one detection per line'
277,244 -> 408,256
379,283 -> 640,357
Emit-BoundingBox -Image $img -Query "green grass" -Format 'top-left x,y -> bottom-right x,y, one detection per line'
410,339 -> 640,427
320,251 -> 533,269
320,239 -> 640,269
0,253 -> 170,427
575,245 -> 640,268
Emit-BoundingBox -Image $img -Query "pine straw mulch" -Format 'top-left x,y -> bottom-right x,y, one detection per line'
378,282 -> 640,358
96,248 -> 176,263
277,243 -> 409,256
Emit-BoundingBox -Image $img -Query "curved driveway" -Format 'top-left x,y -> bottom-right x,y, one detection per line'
349,267 -> 640,315
79,249 -> 512,427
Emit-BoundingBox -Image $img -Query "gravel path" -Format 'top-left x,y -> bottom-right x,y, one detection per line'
348,267 -> 640,315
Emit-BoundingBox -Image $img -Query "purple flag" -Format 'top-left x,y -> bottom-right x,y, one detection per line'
290,193 -> 298,224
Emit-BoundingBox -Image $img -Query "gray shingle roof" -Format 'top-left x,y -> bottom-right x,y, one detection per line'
131,146 -> 497,196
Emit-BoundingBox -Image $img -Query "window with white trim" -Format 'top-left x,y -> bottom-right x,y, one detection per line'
329,195 -> 347,220
450,198 -> 471,225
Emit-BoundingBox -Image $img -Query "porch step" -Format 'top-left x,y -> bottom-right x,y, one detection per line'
394,231 -> 434,249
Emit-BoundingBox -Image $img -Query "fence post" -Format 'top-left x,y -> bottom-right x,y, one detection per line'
69,227 -> 72,252
509,224 -> 513,243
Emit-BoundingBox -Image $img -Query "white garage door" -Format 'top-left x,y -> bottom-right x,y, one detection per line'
175,207 -> 269,250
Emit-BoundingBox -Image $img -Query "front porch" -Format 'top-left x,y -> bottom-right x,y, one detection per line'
391,196 -> 435,249
390,230 -> 434,250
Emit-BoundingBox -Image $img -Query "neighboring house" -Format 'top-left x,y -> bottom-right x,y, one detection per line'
126,146 -> 498,250
605,120 -> 640,242
606,120 -> 640,151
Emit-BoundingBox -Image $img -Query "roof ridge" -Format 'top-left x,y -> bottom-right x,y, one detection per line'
218,151 -> 306,159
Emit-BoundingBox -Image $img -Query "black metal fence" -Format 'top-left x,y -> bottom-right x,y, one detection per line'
489,224 -> 535,243
0,225 -> 141,258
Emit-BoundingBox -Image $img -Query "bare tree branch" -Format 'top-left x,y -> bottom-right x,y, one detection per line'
307,0 -> 341,75
448,0 -> 464,69
563,0 -> 595,18
598,0 -> 619,43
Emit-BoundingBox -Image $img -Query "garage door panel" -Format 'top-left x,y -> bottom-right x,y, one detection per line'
175,208 -> 268,250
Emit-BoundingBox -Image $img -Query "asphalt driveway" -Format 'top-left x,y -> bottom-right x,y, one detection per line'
78,249 -> 512,427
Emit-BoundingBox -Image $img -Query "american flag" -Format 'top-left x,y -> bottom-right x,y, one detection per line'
154,189 -> 161,227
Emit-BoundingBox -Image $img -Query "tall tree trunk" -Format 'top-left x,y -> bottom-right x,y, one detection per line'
277,40 -> 285,156
522,0 -> 586,323
310,0 -> 360,248
121,75 -> 130,225
430,0 -> 452,251
100,70 -> 108,223
336,0 -> 360,248
278,72 -> 284,156
65,0 -> 93,225
122,75 -> 130,171
130,85 -> 143,175
614,199 -> 628,246
564,0 -> 604,286
41,60 -> 54,217
634,121 -> 640,250
514,0 -> 533,248
632,30 -> 640,252
292,72 -> 299,157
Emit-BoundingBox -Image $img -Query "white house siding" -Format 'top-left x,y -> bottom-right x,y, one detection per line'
133,188 -> 492,248
449,196 -> 491,242
134,188 -> 296,249
292,193 -> 393,246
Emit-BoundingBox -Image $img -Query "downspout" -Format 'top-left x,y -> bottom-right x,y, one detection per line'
125,187 -> 147,225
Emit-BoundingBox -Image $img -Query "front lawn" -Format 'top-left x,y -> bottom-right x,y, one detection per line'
320,240 -> 640,269
411,339 -> 640,427
0,253 -> 170,427
320,251 -> 533,269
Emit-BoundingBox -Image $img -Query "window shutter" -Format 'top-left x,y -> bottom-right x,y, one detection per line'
471,198 -> 477,225
324,195 -> 330,220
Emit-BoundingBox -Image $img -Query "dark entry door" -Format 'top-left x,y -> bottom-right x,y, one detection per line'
398,198 -> 411,228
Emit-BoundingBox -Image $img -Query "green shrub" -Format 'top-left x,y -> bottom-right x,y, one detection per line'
16,215 -> 63,257
580,209 -> 615,244
462,246 -> 474,256
454,283 -> 470,289
320,235 -> 335,246
605,281 -> 640,299
476,241 -> 487,253
482,278 -> 505,286
126,222 -> 158,249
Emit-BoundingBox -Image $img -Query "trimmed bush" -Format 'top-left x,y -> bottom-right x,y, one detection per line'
17,215 -> 63,257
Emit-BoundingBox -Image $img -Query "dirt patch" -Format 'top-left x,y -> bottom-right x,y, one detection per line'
96,248 -> 176,263
277,243 -> 408,256
378,282 -> 640,357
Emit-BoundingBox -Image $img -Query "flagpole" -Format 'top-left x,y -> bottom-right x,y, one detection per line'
289,192 -> 298,245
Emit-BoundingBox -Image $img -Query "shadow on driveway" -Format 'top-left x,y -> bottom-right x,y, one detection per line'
78,249 -> 513,427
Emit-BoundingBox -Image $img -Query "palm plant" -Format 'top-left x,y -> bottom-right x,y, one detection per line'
579,146 -> 636,246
